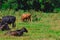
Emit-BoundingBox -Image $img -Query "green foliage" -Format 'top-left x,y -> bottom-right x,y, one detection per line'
54,8 -> 60,13
0,0 -> 60,12
11,3 -> 18,10
32,14 -> 39,22
8,0 -> 16,3
51,0 -> 60,8
1,2 -> 10,10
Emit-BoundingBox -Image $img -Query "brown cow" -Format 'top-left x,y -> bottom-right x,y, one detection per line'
21,13 -> 31,22
5,27 -> 28,36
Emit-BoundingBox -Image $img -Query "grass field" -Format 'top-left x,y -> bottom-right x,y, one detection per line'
0,10 -> 60,40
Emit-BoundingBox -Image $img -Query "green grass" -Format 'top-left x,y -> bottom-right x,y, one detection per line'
0,10 -> 60,40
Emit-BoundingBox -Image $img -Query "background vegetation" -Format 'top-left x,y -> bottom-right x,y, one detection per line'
0,0 -> 60,12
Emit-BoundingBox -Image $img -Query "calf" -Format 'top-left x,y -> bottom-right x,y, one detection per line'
0,23 -> 10,31
1,16 -> 16,28
5,27 -> 28,36
21,14 -> 31,22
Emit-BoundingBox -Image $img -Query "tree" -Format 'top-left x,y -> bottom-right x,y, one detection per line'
32,0 -> 41,11
42,0 -> 54,12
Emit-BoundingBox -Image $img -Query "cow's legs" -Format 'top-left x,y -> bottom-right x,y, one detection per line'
12,23 -> 16,28
28,16 -> 31,22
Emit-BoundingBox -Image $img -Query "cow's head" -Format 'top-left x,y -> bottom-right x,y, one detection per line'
0,23 -> 10,31
0,24 -> 5,30
21,27 -> 28,33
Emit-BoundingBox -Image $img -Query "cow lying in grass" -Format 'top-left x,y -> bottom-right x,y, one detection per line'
1,16 -> 16,28
5,27 -> 28,36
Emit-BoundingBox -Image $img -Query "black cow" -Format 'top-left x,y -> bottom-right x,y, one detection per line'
5,27 -> 28,36
1,16 -> 16,28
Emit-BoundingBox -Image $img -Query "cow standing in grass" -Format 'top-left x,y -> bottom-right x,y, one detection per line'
1,16 -> 16,28
21,14 -> 31,22
5,27 -> 28,36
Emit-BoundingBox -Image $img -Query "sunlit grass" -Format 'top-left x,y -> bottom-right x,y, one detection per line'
0,10 -> 60,40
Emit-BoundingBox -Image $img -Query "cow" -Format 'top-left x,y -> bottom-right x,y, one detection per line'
1,16 -> 16,28
5,27 -> 28,36
0,23 -> 10,31
21,13 -> 31,22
